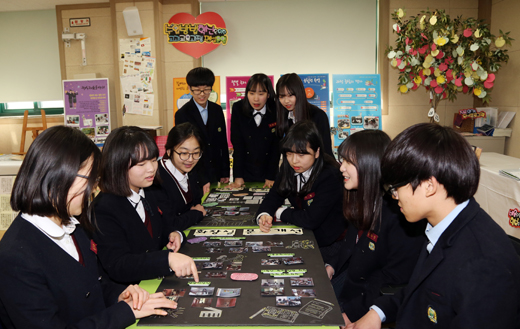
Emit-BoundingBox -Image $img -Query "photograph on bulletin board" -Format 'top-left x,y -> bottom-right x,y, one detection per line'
298,74 -> 329,118
173,76 -> 221,126
63,78 -> 110,145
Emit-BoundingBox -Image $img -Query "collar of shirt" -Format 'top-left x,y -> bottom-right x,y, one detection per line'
254,105 -> 267,116
425,199 -> 469,252
287,110 -> 295,122
128,188 -> 146,222
194,100 -> 208,114
294,168 -> 313,192
164,158 -> 189,192
22,213 -> 79,238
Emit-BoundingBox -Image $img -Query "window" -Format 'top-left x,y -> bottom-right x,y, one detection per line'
0,101 -> 64,117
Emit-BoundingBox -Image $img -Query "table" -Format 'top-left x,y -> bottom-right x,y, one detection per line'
130,226 -> 343,328
474,152 -> 520,238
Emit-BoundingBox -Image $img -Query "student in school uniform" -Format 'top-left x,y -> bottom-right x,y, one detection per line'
256,120 -> 346,262
229,73 -> 280,188
152,122 -> 206,231
275,73 -> 333,156
175,67 -> 229,192
348,123 -> 520,329
93,126 -> 199,285
328,130 -> 425,326
0,126 -> 176,329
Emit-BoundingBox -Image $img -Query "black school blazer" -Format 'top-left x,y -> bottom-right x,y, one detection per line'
335,197 -> 426,322
256,163 -> 346,247
0,215 -> 135,329
93,191 -> 177,285
175,98 -> 230,183
230,99 -> 280,182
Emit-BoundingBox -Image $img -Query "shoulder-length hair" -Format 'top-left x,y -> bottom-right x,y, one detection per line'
11,125 -> 101,230
163,122 -> 204,160
338,130 -> 391,231
99,126 -> 159,196
278,120 -> 334,197
275,73 -> 311,138
241,73 -> 276,118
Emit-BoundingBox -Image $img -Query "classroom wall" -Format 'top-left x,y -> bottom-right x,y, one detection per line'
381,0 -> 478,139
490,0 -> 520,158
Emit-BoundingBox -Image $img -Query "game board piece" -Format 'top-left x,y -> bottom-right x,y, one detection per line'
230,273 -> 258,281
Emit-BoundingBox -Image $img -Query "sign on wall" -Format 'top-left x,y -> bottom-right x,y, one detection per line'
164,12 -> 228,59
63,78 -> 110,144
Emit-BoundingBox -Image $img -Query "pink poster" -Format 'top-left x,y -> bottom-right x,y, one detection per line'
225,75 -> 274,148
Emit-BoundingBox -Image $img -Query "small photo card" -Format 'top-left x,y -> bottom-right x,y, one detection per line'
276,296 -> 302,307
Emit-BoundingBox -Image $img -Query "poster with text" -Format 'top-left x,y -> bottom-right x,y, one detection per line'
63,78 -> 110,144
298,74 -> 329,118
332,74 -> 381,153
225,75 -> 275,147
173,76 -> 221,126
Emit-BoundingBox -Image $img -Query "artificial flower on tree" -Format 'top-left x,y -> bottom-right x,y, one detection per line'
386,8 -> 513,122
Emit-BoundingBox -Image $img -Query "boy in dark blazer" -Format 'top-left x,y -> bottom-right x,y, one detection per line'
175,67 -> 229,192
348,123 -> 520,329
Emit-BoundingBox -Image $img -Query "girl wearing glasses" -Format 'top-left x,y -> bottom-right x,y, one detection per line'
0,126 -> 176,329
276,73 -> 333,156
155,122 -> 206,231
229,74 -> 280,188
256,121 -> 346,263
93,126 -> 199,285
331,130 -> 425,326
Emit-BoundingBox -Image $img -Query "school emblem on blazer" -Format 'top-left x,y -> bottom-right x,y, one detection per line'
304,193 -> 315,207
272,128 -> 276,133
90,240 -> 98,254
368,242 -> 375,251
268,122 -> 277,128
157,206 -> 163,215
218,127 -> 222,132
427,306 -> 437,323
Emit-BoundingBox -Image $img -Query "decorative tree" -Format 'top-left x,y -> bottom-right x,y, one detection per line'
387,8 -> 513,122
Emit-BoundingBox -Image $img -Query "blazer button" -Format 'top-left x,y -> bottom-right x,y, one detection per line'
246,152 -> 249,154
248,136 -> 251,139
98,276 -> 102,281
360,277 -> 365,280
208,143 -> 211,146
264,137 -> 267,140
146,250 -> 149,253
85,292 -> 90,298
265,153 -> 268,155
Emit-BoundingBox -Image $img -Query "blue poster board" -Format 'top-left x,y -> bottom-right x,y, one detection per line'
332,74 -> 382,150
298,74 -> 330,118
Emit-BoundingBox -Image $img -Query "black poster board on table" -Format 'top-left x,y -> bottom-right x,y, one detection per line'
136,227 -> 343,327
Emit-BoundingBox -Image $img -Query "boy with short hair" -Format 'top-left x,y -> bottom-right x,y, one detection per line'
175,67 -> 230,192
348,123 -> 520,329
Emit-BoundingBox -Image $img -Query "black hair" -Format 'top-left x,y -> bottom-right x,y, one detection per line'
277,121 -> 337,197
381,123 -> 479,204
241,73 -> 276,118
186,67 -> 215,87
10,125 -> 101,230
338,130 -> 391,231
275,73 -> 311,138
100,126 -> 159,196
163,122 -> 204,160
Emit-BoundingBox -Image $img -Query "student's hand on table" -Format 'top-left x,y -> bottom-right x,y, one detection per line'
168,253 -> 200,282
220,177 -> 230,184
130,292 -> 177,318
167,231 -> 182,252
203,183 -> 210,195
263,179 -> 274,188
346,309 -> 382,329
340,312 -> 352,329
258,215 -> 273,232
227,178 -> 245,188
325,265 -> 335,280
119,284 -> 150,311
191,204 -> 207,216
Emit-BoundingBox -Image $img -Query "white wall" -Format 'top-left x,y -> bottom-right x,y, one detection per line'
201,0 -> 377,98
0,10 -> 62,102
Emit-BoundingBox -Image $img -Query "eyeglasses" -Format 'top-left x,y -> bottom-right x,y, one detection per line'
383,181 -> 409,199
174,150 -> 203,161
191,88 -> 212,95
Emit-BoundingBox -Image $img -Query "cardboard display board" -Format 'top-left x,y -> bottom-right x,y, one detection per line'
138,228 -> 343,327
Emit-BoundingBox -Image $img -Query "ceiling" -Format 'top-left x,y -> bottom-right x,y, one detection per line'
0,0 -> 109,12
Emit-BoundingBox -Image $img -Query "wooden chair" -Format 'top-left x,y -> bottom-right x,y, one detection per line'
14,109 -> 47,155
